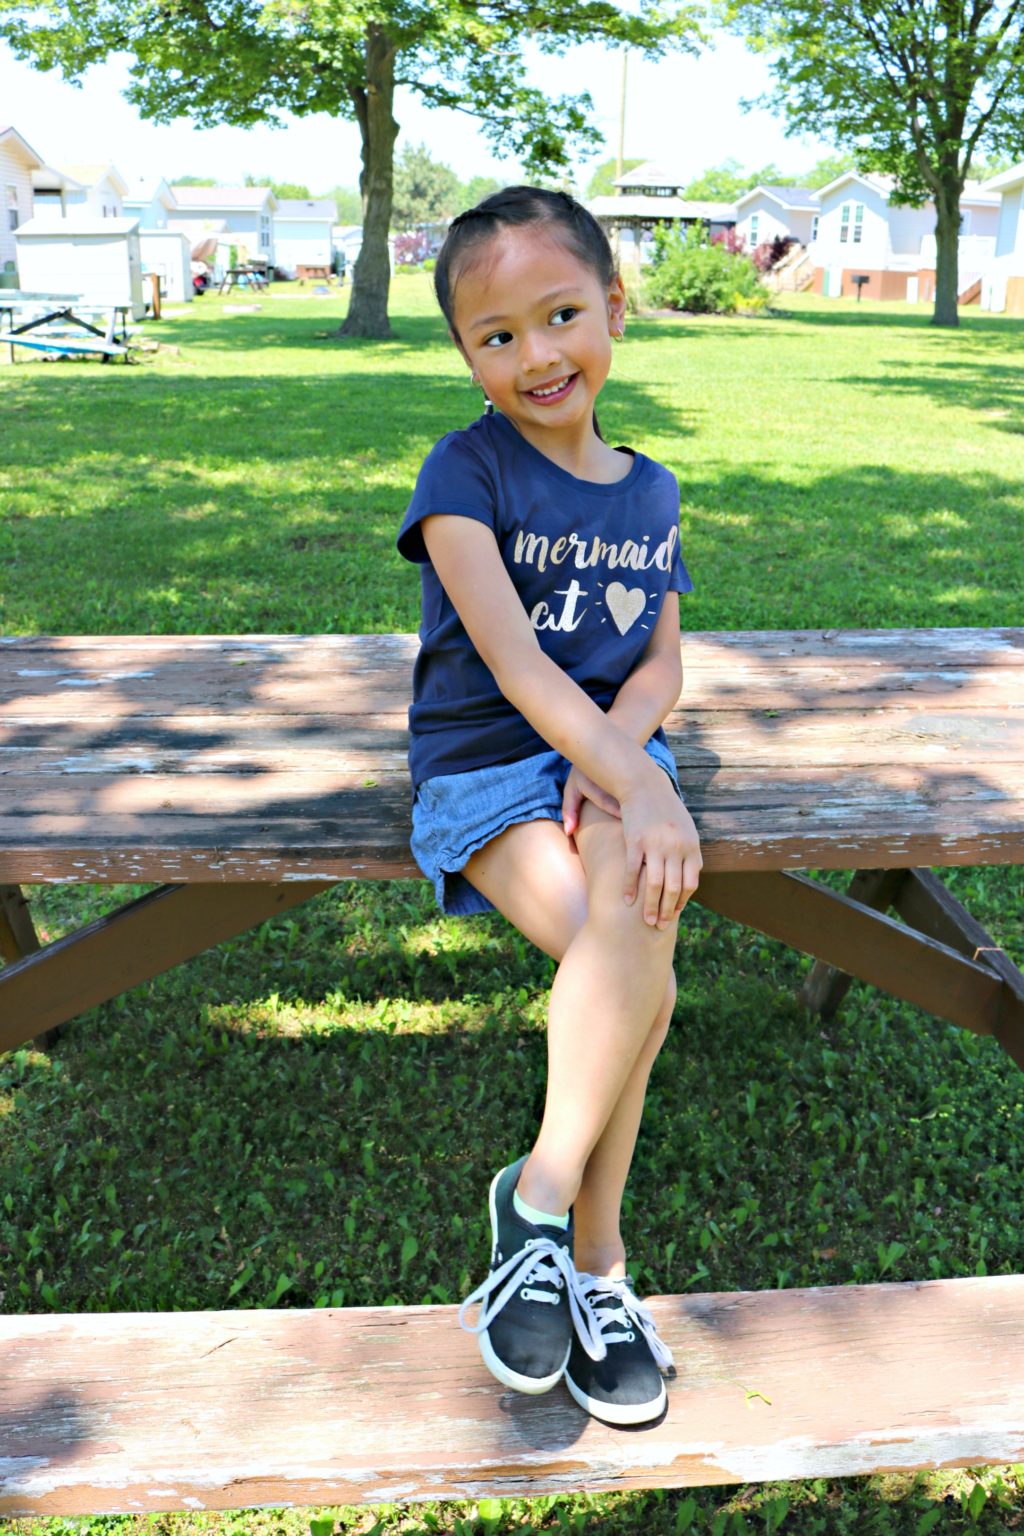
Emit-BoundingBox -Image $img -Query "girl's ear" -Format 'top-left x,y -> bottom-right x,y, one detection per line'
607,273 -> 627,337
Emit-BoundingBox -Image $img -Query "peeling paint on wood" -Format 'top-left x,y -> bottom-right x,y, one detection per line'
2,1277 -> 1024,1516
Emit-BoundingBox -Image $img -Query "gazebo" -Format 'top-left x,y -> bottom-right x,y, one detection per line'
588,162 -> 737,261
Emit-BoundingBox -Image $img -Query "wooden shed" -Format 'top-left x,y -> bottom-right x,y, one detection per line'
14,215 -> 146,319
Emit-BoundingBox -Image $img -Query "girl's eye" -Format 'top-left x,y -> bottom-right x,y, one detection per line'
551,306 -> 578,325
483,330 -> 513,348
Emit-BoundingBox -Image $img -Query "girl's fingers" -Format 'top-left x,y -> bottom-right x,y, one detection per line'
658,863 -> 683,927
561,779 -> 581,837
642,856 -> 665,926
623,840 -> 643,905
676,855 -> 702,912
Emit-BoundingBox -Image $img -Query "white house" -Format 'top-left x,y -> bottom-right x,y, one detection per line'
58,163 -> 130,219
123,177 -> 179,230
809,171 -> 1000,302
733,185 -> 819,252
168,185 -> 276,266
0,126 -> 82,279
273,197 -> 335,276
979,161 -> 1024,316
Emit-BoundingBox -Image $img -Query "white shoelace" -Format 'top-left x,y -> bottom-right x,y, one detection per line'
573,1272 -> 675,1370
459,1236 -> 608,1361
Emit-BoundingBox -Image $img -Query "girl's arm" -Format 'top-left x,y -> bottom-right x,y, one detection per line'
562,595 -> 684,837
420,514 -> 700,924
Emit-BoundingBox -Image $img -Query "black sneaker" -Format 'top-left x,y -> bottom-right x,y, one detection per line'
564,1272 -> 673,1425
458,1157 -> 603,1394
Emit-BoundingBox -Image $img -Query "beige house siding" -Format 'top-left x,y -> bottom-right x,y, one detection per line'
0,143 -> 35,274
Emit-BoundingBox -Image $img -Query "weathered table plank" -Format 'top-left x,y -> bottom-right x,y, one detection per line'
2,631 -> 1023,881
2,1276 -> 1023,1515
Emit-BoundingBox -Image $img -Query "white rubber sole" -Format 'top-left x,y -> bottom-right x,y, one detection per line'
477,1162 -> 569,1395
479,1327 -> 570,1394
564,1368 -> 667,1425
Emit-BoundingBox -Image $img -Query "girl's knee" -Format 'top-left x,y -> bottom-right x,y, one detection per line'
647,969 -> 677,1053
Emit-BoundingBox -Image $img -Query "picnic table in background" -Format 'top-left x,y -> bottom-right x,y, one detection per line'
0,292 -> 133,363
218,266 -> 269,295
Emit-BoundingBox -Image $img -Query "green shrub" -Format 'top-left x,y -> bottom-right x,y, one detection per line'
422,257 -> 436,273
646,221 -> 765,315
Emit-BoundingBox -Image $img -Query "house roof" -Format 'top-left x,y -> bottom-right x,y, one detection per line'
613,161 -> 690,191
981,160 -> 1024,194
590,194 -> 737,222
59,162 -> 130,197
169,185 -> 275,210
275,197 -> 336,221
738,184 -> 820,212
0,125 -> 47,168
817,168 -> 999,207
124,177 -> 179,211
17,215 -> 141,237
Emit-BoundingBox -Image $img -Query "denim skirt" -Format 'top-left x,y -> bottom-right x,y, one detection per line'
410,736 -> 683,917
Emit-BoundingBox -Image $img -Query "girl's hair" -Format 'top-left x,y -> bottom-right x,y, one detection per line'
434,185 -> 616,338
434,185 -> 618,440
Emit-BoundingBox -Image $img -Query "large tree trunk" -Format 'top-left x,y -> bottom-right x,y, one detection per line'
931,182 -> 963,329
340,25 -> 399,339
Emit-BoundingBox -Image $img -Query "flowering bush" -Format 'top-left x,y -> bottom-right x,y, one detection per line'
752,235 -> 797,274
394,230 -> 432,266
711,227 -> 747,255
646,222 -> 764,315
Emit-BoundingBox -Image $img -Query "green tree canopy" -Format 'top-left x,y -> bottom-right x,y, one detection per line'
723,0 -> 1024,325
244,174 -> 313,199
796,151 -> 857,191
390,142 -> 462,229
461,174 -> 504,208
0,0 -> 704,337
172,175 -> 218,187
329,185 -> 365,224
683,157 -> 785,198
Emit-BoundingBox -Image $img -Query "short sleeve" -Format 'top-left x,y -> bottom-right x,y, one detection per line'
397,432 -> 499,564
664,473 -> 694,594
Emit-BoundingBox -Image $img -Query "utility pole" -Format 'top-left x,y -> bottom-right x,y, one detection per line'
615,45 -> 628,266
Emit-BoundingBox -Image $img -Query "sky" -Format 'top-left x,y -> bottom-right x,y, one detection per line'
0,31 -> 839,194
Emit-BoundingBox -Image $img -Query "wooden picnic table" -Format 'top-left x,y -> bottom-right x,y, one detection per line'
218,265 -> 269,294
1,627 -> 1023,1060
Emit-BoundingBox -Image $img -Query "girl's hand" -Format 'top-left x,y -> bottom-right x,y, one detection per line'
562,765 -> 620,851
619,768 -> 702,929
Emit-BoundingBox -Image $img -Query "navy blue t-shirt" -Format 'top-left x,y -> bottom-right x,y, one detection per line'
396,410 -> 694,790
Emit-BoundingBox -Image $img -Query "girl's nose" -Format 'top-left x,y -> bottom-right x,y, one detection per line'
521,329 -> 559,372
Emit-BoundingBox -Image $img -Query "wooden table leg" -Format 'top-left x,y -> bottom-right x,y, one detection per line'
0,882 -> 334,1056
0,884 -> 55,1050
695,869 -> 1024,1070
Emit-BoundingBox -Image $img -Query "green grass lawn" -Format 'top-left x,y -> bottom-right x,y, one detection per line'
1,279 -> 1024,1535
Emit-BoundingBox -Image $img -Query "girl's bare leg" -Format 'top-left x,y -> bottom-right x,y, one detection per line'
462,809 -> 677,1277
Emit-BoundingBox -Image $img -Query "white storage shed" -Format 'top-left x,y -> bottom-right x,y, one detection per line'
14,215 -> 146,319
139,228 -> 192,302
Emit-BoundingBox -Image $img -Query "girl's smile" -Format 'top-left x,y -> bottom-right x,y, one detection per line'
450,227 -> 626,475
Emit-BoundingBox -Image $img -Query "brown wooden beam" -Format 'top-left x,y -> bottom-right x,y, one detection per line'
800,868 -> 909,1019
695,870 -> 1024,1069
0,882 -> 333,1054
0,884 -> 39,964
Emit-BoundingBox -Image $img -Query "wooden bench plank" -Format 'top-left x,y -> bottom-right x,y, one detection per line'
3,1276 -> 1023,1515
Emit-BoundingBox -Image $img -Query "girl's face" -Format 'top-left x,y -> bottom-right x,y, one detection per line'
450,225 -> 626,448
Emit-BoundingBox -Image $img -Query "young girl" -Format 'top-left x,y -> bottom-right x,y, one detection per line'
396,186 -> 702,1426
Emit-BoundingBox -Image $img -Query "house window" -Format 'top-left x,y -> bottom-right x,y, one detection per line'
840,203 -> 850,242
811,213 -> 819,241
750,214 -> 760,244
6,185 -> 18,232
853,203 -> 864,243
260,214 -> 270,247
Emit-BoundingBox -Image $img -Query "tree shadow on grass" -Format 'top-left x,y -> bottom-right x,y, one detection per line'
838,357 -> 1024,436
